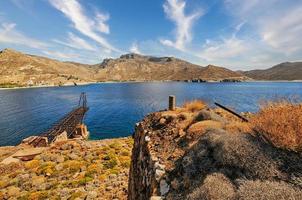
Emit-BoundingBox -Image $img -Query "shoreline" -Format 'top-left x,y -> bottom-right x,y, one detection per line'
1,80 -> 302,90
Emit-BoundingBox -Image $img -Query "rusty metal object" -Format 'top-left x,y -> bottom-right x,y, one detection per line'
29,92 -> 89,147
214,102 -> 249,122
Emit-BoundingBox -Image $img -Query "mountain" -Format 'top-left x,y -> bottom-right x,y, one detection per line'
0,48 -> 96,86
94,53 -> 245,82
0,49 -> 246,87
243,62 -> 302,80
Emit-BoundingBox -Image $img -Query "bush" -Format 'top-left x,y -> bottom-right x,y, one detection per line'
183,100 -> 207,112
119,156 -> 131,168
103,152 -> 118,169
225,121 -> 252,134
238,180 -> 302,200
251,101 -> 302,151
25,160 -> 40,170
188,120 -> 223,135
186,173 -> 235,200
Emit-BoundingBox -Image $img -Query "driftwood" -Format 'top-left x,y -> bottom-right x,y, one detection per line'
215,102 -> 249,122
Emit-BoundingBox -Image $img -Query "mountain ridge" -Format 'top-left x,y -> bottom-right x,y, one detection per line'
242,62 -> 302,80
0,49 -> 247,87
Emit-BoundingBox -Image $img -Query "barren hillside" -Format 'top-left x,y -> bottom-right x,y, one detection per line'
0,49 -> 247,87
243,62 -> 302,80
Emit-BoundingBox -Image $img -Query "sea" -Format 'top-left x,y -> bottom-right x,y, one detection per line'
0,82 -> 301,146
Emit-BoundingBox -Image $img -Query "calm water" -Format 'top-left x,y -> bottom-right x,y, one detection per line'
0,82 -> 301,146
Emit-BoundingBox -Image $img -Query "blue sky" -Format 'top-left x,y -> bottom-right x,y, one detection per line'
0,0 -> 301,70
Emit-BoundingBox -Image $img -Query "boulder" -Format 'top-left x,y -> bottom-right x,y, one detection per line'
195,109 -> 226,123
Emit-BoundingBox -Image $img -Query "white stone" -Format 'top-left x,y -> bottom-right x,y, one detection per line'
160,179 -> 170,196
154,162 -> 165,170
155,169 -> 165,181
150,196 -> 163,200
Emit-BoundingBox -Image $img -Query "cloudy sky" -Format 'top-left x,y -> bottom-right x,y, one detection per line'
0,0 -> 301,70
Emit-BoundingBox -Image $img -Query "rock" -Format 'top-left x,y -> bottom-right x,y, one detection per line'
87,191 -> 98,199
55,155 -> 65,163
32,176 -> 45,187
155,169 -> 165,181
7,186 -> 20,197
109,174 -> 117,180
18,174 -> 30,182
150,196 -> 163,200
171,179 -> 179,190
195,109 -> 226,123
55,163 -> 64,171
154,162 -> 165,170
60,188 -> 70,199
53,131 -> 68,143
145,136 -> 151,142
106,186 -> 113,191
1,157 -> 20,164
159,118 -> 166,125
160,179 -> 170,196
69,153 -> 79,160
60,143 -> 71,150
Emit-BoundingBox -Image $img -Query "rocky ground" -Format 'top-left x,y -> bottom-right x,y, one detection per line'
0,137 -> 133,200
129,101 -> 302,200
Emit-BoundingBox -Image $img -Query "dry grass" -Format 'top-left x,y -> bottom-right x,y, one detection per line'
224,121 -> 252,134
186,173 -> 235,200
188,120 -> 223,135
238,180 -> 302,200
182,100 -> 207,112
251,101 -> 302,151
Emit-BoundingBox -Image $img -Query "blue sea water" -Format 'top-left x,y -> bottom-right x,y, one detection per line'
0,82 -> 301,146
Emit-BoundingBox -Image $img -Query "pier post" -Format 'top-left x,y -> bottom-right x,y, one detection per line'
169,95 -> 176,111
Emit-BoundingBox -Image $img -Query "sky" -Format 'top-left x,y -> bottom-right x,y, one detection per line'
0,0 -> 302,70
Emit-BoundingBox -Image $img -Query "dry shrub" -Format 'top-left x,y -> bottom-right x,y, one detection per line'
183,100 -> 207,112
238,180 -> 302,200
215,108 -> 238,121
188,120 -> 223,135
251,101 -> 302,151
225,121 -> 252,134
186,173 -> 236,200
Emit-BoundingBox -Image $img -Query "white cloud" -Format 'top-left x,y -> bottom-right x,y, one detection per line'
49,0 -> 120,52
160,0 -> 203,51
42,50 -> 75,59
261,6 -> 302,53
129,42 -> 141,54
224,0 -> 302,53
53,32 -> 96,51
0,22 -> 48,49
200,36 -> 248,62
95,12 -> 110,34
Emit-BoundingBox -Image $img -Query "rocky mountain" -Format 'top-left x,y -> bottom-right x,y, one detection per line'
0,48 -> 96,86
243,62 -> 302,80
0,49 -> 247,87
94,53 -> 245,82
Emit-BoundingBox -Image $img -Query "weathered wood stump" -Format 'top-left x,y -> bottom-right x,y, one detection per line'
169,95 -> 176,111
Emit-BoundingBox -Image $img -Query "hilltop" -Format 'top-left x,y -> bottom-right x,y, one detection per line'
242,62 -> 302,80
94,53 -> 245,82
0,49 -> 96,87
0,49 -> 247,87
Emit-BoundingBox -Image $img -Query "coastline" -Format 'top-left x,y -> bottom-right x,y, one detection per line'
1,79 -> 302,90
